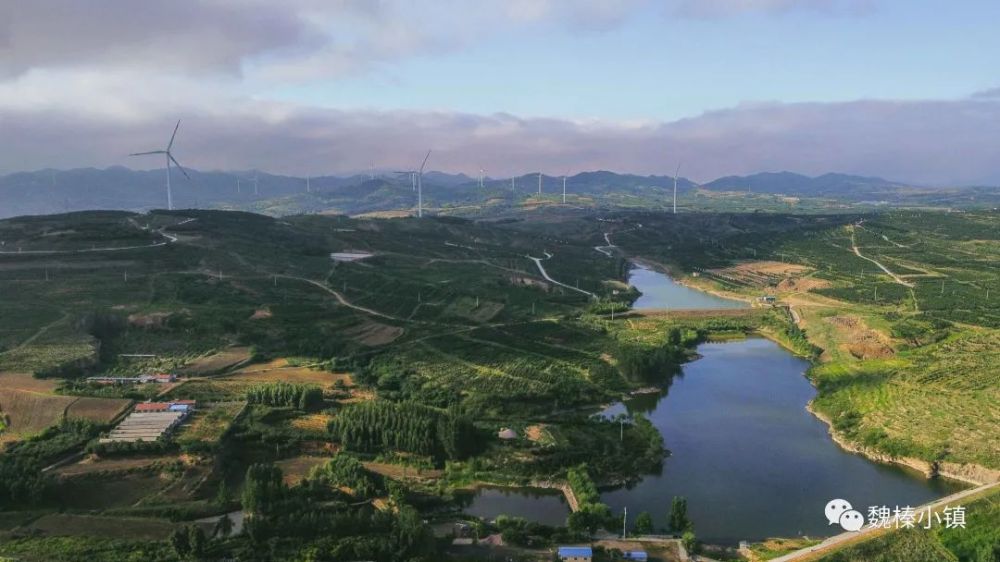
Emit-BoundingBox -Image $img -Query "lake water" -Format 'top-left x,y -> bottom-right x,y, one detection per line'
601,337 -> 964,543
459,486 -> 570,527
458,266 -> 962,540
629,264 -> 748,310
603,265 -> 963,543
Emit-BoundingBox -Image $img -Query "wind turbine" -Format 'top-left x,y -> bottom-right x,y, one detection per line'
562,174 -> 568,204
673,162 -> 681,214
394,169 -> 417,191
538,172 -> 542,195
479,167 -> 485,189
417,150 -> 431,218
306,176 -> 311,193
253,171 -> 259,196
129,120 -> 190,211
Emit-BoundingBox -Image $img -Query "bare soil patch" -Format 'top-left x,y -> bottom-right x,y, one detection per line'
0,389 -> 75,442
180,346 -> 252,375
363,461 -> 443,481
53,454 -> 177,478
343,320 -> 405,346
64,396 -> 132,423
826,315 -> 895,359
229,359 -> 349,389
276,455 -> 330,485
0,372 -> 58,393
291,413 -> 334,433
26,513 -> 176,540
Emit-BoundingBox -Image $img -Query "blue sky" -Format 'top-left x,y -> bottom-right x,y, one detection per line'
268,1 -> 1000,121
1,0 -> 999,183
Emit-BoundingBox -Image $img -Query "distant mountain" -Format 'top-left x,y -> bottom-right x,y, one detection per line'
702,172 -> 913,199
0,167 -> 994,219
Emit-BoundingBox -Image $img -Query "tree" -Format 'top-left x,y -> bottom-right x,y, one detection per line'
669,496 -> 691,533
681,530 -> 698,554
634,511 -> 654,535
215,513 -> 234,538
188,525 -> 207,558
169,528 -> 191,558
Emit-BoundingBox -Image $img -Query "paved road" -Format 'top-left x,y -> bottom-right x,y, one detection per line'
771,481 -> 999,561
0,217 -> 195,255
277,274 -> 404,321
527,252 -> 597,299
850,226 -> 913,287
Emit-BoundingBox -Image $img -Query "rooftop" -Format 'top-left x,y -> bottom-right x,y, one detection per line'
558,546 -> 593,556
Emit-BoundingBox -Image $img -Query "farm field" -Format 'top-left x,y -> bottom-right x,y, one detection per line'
0,208 -> 996,561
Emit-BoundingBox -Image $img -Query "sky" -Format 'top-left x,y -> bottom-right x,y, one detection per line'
1,0 -> 999,184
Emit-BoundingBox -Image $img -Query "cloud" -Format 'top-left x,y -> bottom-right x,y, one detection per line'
2,97 -> 998,185
0,1 -> 324,79
673,0 -> 879,18
972,87 -> 1000,99
0,1 -> 877,84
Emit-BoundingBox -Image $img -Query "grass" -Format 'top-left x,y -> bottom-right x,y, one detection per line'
23,513 -> 177,540
817,487 -> 1000,562
174,401 -> 244,444
749,538 -> 824,560
0,389 -> 76,442
0,207 -> 995,559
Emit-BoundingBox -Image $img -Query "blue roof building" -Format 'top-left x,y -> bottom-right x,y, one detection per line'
623,551 -> 648,561
557,546 -> 593,561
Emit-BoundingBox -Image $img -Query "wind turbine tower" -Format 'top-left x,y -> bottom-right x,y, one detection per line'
254,171 -> 259,196
479,168 -> 485,189
537,172 -> 542,195
417,150 -> 431,218
306,176 -> 311,193
562,175 -> 567,204
673,162 -> 681,214
129,120 -> 190,211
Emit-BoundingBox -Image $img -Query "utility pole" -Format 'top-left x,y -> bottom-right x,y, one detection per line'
623,506 -> 628,539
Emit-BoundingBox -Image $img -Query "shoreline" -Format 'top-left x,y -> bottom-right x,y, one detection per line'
805,401 -> 997,488
629,257 -> 756,306
626,255 -> 999,489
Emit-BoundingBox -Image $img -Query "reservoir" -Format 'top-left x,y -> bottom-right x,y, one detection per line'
602,267 -> 965,543
628,263 -> 748,310
458,486 -> 570,527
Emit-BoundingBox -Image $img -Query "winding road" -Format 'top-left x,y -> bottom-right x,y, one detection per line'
771,481 -> 999,561
850,226 -> 913,287
526,252 -> 597,300
0,217 -> 195,255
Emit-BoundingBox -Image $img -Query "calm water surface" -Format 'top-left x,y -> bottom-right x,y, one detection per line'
600,339 -> 962,543
460,267 -> 962,540
460,486 -> 570,527
629,264 -> 748,310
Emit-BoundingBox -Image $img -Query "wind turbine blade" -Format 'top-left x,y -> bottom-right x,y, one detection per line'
169,154 -> 191,180
129,150 -> 167,156
167,120 -> 181,151
419,150 -> 431,173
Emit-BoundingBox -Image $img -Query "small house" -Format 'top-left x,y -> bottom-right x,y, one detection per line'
558,546 -> 593,562
497,428 -> 518,440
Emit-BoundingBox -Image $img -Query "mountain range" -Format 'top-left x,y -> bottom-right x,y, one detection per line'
0,167 -> 995,219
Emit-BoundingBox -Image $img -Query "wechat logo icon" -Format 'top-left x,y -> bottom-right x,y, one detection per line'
825,499 -> 864,532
